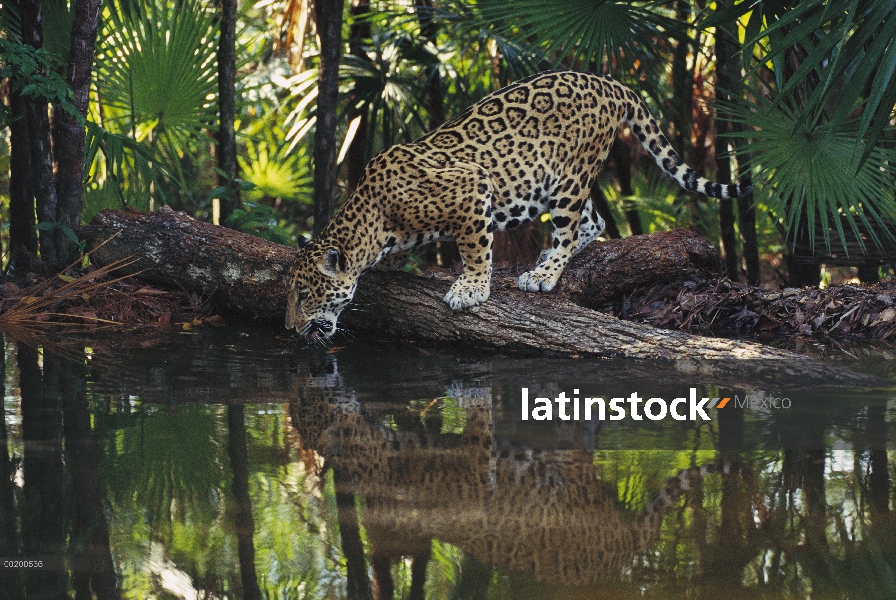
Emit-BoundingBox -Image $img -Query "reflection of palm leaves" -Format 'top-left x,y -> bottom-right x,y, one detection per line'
94,0 -> 217,153
101,408 -> 226,528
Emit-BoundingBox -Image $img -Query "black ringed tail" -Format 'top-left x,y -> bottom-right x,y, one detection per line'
624,94 -> 751,200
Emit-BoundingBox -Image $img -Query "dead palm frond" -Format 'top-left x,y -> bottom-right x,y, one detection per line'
0,256 -> 141,340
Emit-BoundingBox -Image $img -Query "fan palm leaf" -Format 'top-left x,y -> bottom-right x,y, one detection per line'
704,0 -> 896,167
727,99 -> 896,254
469,0 -> 686,83
238,138 -> 312,203
339,33 -> 430,158
94,0 -> 218,148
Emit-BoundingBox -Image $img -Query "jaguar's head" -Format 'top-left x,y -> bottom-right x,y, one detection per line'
285,244 -> 357,340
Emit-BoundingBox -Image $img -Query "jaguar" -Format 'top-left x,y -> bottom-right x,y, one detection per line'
285,70 -> 750,338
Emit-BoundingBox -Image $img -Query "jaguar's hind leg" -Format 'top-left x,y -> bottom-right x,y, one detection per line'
519,188 -> 591,292
572,197 -> 606,255
535,197 -> 606,266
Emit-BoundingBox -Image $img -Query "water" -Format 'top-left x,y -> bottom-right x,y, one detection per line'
1,328 -> 895,599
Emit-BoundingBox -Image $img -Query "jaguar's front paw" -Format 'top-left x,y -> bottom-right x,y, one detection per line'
518,270 -> 558,293
444,278 -> 490,310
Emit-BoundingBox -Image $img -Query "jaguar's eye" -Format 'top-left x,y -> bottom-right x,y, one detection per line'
297,289 -> 310,303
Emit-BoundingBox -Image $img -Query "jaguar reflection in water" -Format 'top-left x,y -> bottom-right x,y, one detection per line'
3,334 -> 892,598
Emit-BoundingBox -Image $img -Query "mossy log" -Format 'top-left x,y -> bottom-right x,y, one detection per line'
79,208 -> 878,384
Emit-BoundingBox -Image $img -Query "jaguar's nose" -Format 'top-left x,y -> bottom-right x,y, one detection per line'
307,319 -> 334,337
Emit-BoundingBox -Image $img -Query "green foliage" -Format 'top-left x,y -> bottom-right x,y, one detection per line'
0,37 -> 80,127
414,0 -> 545,84
80,0 -> 219,214
238,139 -> 313,203
704,0 -> 896,167
339,33 -> 431,158
84,120 -> 177,215
41,0 -> 73,62
224,201 -> 295,246
471,0 -> 685,83
94,0 -> 218,152
34,219 -> 85,257
727,101 -> 896,253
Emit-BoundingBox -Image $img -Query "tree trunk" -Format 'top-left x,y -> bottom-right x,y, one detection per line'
345,0 -> 371,194
79,208 -> 881,384
716,0 -> 760,284
54,0 -> 102,261
217,0 -> 239,222
413,0 -> 461,268
8,90 -> 38,274
787,210 -> 822,287
416,0 -> 446,130
738,189 -> 760,285
611,139 -> 642,236
21,0 -> 60,269
714,13 -> 739,280
312,0 -> 344,237
670,0 -> 693,156
783,44 -> 821,288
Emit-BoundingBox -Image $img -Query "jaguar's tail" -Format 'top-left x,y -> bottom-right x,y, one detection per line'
633,458 -> 751,551
624,95 -> 751,200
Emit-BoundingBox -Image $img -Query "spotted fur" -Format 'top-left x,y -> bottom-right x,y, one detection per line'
290,384 -> 750,583
285,71 -> 751,337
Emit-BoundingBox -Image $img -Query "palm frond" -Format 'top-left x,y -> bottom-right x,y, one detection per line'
726,99 -> 896,255
94,0 -> 218,143
472,0 -> 685,81
705,0 -> 896,166
238,138 -> 312,203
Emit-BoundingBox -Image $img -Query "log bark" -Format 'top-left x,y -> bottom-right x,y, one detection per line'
80,208 -> 876,383
561,228 -> 722,308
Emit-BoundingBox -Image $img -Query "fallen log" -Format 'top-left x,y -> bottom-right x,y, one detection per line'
560,227 -> 722,306
79,208 -> 877,383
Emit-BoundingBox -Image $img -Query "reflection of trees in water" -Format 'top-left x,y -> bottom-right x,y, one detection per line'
2,341 -> 894,599
20,343 -> 68,599
0,342 -> 24,599
290,365 -> 896,598
227,404 -> 262,600
59,350 -> 118,599
4,342 -> 119,599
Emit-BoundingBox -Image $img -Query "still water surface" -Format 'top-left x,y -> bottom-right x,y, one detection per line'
1,329 -> 895,599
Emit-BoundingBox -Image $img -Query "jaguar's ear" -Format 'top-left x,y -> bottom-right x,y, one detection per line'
323,248 -> 346,273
